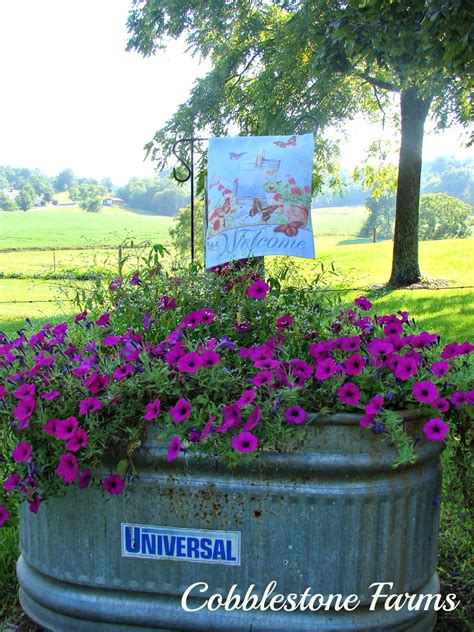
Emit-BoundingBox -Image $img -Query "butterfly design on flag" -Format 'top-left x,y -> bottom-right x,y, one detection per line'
229,152 -> 247,160
249,198 -> 282,223
273,135 -> 297,149
274,220 -> 304,237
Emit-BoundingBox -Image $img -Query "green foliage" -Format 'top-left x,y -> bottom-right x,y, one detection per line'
117,175 -> 189,216
15,183 -> 36,211
422,157 -> 474,206
169,200 -> 204,259
0,192 -> 19,212
54,168 -> 75,192
359,193 -> 395,240
69,183 -> 106,213
419,193 -> 472,240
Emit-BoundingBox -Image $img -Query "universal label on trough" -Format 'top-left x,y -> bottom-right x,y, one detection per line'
121,523 -> 241,566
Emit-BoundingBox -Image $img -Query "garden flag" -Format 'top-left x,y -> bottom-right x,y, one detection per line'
205,133 -> 315,268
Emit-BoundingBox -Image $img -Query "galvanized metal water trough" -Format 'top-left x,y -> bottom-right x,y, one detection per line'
18,413 -> 442,631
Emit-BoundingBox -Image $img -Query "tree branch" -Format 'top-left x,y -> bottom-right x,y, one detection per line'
355,71 -> 400,93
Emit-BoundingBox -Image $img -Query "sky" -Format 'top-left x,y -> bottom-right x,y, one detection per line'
0,0 -> 471,185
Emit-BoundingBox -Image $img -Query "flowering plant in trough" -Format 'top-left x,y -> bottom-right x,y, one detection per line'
0,253 -> 472,526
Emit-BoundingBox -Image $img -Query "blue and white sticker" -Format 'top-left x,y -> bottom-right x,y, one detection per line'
121,523 -> 241,566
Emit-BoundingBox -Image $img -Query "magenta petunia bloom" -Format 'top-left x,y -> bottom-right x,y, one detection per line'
440,342 -> 460,359
339,336 -> 361,352
354,296 -> 372,310
344,354 -> 364,376
276,315 -> 293,331
412,381 -> 439,404
79,396 -> 102,415
165,343 -> 186,366
180,311 -> 204,330
177,352 -> 203,373
251,371 -> 274,387
315,358 -> 337,381
169,399 -> 192,423
3,473 -> 21,492
41,390 -> 61,400
113,364 -> 133,380
284,405 -> 307,424
199,309 -> 216,325
365,395 -> 384,416
423,418 -> 449,441
222,404 -> 242,428
43,418 -> 60,436
450,391 -> 468,407
411,332 -> 438,349
167,436 -> 182,462
200,350 -> 221,367
28,493 -> 41,514
432,397 -> 450,413
247,280 -> 270,299
78,469 -> 92,490
96,312 -> 111,327
158,295 -> 176,311
83,372 -> 110,395
235,389 -> 256,408
0,385 -> 6,400
108,277 -> 123,292
57,452 -> 79,483
12,441 -> 32,463
393,356 -> 418,381
254,359 -> 281,371
366,339 -> 394,357
200,415 -> 215,439
359,414 -> 375,428
430,361 -> 449,378
103,474 -> 125,494
13,396 -> 36,425
13,383 -> 36,399
56,416 -> 79,441
231,430 -> 258,453
144,399 -> 161,421
243,406 -> 262,431
129,271 -> 140,286
0,504 -> 9,526
66,429 -> 88,452
75,310 -> 88,322
337,382 -> 361,406
383,320 -> 403,337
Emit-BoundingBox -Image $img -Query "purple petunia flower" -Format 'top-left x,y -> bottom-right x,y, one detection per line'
75,310 -> 88,323
359,414 -> 375,428
284,405 -> 307,425
177,352 -> 203,374
0,385 -> 6,400
243,406 -> 262,431
158,295 -> 176,311
450,391 -> 469,407
221,404 -> 242,428
200,415 -> 215,439
276,315 -> 293,331
200,350 -> 221,367
78,469 -> 92,490
422,418 -> 449,441
83,372 -> 109,394
247,280 -> 270,299
231,430 -> 258,453
431,397 -> 450,413
354,296 -> 372,310
41,390 -> 61,400
13,383 -> 36,399
365,395 -> 384,416
235,389 -> 256,408
430,361 -> 449,378
344,354 -> 364,377
13,396 -> 36,427
43,418 -> 60,436
103,474 -> 125,494
79,397 -> 102,415
167,436 -> 182,462
96,312 -> 111,327
57,452 -> 79,483
0,504 -> 10,526
412,381 -> 439,404
144,399 -> 161,421
12,441 -> 31,463
393,356 -> 419,381
56,416 -> 79,441
108,277 -> 123,292
337,382 -> 361,406
113,364 -> 133,380
66,429 -> 88,452
3,473 -> 21,492
251,371 -> 274,387
315,358 -> 337,381
129,271 -> 140,286
169,399 -> 192,423
215,337 -> 236,351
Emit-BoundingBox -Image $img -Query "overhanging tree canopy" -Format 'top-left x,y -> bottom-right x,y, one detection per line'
127,0 -> 472,286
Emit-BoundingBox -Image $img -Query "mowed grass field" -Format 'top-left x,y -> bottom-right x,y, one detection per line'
0,205 -> 473,341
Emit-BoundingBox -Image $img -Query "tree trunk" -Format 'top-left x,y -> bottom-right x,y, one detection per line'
389,89 -> 432,287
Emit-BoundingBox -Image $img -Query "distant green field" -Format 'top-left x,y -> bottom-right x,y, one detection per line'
312,205 -> 368,236
0,205 -> 173,249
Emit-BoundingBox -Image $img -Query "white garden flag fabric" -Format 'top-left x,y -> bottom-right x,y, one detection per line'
205,133 -> 315,268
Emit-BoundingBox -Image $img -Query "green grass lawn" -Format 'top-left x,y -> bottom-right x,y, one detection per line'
0,205 -> 173,249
